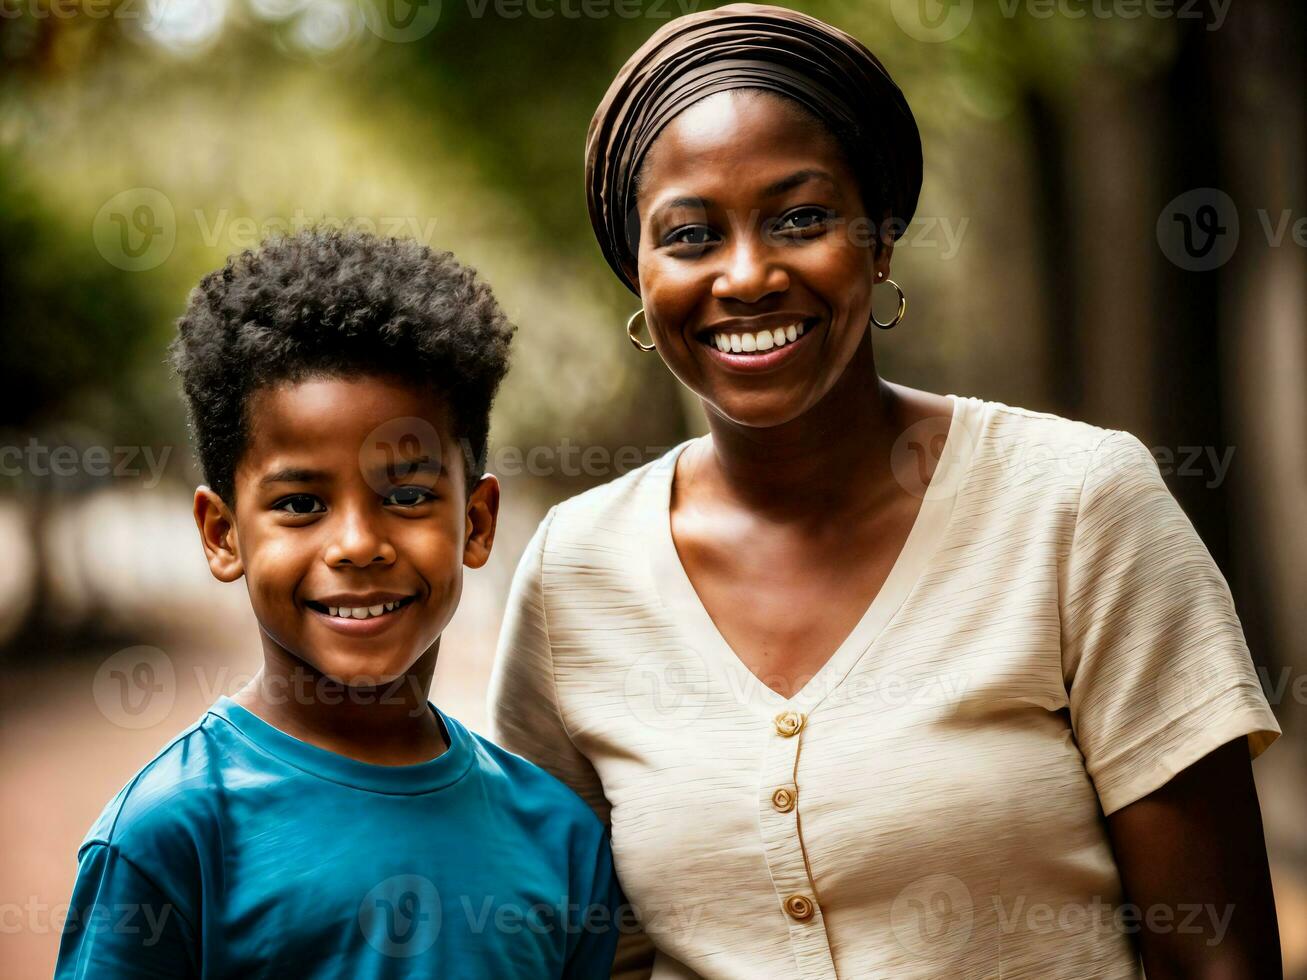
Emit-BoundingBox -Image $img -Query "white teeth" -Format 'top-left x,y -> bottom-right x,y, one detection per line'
712,322 -> 809,354
322,603 -> 401,620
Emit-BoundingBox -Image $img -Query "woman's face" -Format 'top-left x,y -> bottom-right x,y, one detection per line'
634,89 -> 891,429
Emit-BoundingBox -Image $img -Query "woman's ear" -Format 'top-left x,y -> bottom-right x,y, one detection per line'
463,474 -> 500,570
873,219 -> 895,278
194,487 -> 244,583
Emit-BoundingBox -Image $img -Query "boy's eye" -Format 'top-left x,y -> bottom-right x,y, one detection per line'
273,494 -> 325,515
384,486 -> 435,507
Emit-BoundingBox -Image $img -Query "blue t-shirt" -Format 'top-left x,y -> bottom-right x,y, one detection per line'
55,696 -> 624,979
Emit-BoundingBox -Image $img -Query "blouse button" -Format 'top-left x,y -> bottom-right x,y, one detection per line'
771,787 -> 797,813
784,894 -> 816,922
773,710 -> 805,737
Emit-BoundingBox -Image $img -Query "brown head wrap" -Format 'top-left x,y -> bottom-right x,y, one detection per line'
584,2 -> 923,295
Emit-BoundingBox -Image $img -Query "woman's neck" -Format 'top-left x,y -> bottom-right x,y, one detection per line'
695,337 -> 907,520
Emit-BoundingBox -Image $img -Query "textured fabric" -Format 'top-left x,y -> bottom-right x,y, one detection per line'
56,696 -> 623,979
487,393 -> 1280,980
584,2 -> 922,294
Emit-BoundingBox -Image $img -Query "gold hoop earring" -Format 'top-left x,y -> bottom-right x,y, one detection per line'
626,309 -> 656,352
871,278 -> 907,330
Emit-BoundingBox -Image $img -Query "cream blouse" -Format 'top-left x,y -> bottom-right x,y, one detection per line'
486,393 -> 1280,979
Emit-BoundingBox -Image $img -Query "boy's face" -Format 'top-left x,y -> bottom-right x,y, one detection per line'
194,374 -> 498,687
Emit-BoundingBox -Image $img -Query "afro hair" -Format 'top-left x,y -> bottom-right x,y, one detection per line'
170,227 -> 515,503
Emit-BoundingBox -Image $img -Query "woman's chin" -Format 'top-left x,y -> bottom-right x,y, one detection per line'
705,386 -> 826,431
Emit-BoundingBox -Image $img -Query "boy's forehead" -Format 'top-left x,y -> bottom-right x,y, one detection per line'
242,376 -> 457,470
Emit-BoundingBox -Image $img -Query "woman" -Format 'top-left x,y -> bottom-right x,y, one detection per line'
488,5 -> 1282,977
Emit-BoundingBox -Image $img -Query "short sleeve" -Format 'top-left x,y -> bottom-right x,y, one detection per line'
487,507 -> 655,979
563,827 -> 627,980
55,841 -> 198,979
1060,430 -> 1280,816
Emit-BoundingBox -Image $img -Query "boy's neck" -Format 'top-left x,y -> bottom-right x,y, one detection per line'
232,642 -> 448,766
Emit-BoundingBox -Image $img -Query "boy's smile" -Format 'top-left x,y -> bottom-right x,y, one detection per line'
194,373 -> 498,690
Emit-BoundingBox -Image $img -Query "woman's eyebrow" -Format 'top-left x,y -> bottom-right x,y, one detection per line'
652,170 -> 838,218
760,168 -> 838,197
653,194 -> 711,216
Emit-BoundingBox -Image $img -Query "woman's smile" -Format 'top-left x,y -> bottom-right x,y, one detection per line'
697,316 -> 822,372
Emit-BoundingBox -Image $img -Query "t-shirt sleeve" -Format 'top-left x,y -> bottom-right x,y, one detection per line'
55,841 -> 198,979
563,827 -> 627,980
488,507 -> 656,980
1060,430 -> 1281,816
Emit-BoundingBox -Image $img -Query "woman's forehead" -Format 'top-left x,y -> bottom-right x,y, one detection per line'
638,92 -> 852,201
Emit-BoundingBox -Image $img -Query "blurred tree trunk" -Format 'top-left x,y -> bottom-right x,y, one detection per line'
1212,0 -> 1307,744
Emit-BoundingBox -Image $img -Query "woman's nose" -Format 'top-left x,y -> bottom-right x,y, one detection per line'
711,233 -> 789,304
323,508 -> 396,567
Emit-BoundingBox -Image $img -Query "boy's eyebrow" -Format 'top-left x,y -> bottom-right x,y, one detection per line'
260,467 -> 327,486
367,455 -> 444,480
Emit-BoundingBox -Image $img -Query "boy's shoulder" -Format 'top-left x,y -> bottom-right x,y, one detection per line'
80,706 -> 239,859
452,714 -> 605,835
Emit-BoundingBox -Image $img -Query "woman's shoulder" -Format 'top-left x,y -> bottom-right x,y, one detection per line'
542,438 -> 692,541
958,392 -> 1131,479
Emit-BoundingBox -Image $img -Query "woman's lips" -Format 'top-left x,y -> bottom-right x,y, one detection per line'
698,318 -> 820,372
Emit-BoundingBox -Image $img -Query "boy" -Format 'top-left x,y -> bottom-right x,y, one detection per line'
55,229 -> 624,978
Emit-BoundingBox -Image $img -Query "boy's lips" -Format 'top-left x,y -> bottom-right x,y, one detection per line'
305,594 -> 417,636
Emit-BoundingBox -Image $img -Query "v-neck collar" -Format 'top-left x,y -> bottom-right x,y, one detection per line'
645,393 -> 985,718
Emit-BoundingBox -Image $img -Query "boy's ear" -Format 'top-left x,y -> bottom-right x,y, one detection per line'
193,486 -> 244,583
463,474 -> 500,570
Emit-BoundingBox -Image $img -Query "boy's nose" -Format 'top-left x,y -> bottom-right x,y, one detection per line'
324,511 -> 396,567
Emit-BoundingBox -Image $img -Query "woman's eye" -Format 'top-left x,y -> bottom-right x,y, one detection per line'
273,494 -> 325,515
663,225 -> 717,247
776,208 -> 833,233
384,486 -> 435,507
